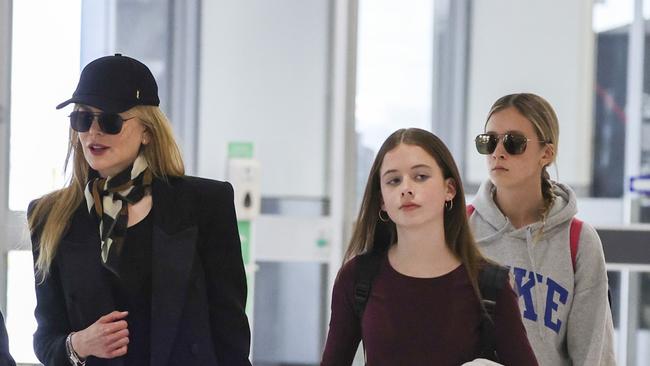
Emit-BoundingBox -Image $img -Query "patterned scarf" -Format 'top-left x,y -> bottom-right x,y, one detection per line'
84,155 -> 152,276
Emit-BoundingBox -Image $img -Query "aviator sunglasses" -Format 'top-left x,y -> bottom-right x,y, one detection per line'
69,110 -> 136,135
475,133 -> 548,155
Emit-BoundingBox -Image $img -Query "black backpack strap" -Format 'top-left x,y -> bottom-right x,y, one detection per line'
353,252 -> 383,319
477,263 -> 510,362
479,263 -> 509,304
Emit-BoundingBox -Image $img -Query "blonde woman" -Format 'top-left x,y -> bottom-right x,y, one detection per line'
28,54 -> 251,366
469,93 -> 616,365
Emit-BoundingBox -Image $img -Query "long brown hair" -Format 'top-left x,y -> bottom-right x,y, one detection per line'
485,93 -> 559,228
346,128 -> 487,296
28,105 -> 185,281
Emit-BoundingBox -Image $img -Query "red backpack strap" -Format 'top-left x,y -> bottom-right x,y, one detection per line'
467,204 -> 476,217
569,217 -> 583,272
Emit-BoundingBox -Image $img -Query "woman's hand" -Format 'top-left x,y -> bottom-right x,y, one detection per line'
71,311 -> 129,359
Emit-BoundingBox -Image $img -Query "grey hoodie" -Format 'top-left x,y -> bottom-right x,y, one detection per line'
469,180 -> 616,366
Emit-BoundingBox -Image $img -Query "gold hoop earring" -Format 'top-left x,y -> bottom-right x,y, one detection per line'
445,199 -> 453,211
378,209 -> 390,222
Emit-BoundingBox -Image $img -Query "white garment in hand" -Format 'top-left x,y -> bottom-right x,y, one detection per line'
461,358 -> 503,366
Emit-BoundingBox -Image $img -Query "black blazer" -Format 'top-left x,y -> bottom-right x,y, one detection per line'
30,176 -> 251,366
0,312 -> 15,366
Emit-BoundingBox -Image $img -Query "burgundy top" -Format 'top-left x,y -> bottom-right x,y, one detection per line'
321,255 -> 538,366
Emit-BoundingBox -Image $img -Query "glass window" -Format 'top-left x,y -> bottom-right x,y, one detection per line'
591,0 -> 632,198
591,0 -> 650,204
6,250 -> 38,364
637,272 -> 650,365
608,270 -> 621,357
8,0 -> 81,212
355,0 -> 433,203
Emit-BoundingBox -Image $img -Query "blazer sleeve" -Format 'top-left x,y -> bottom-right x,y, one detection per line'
198,182 -> 251,365
28,201 -> 72,366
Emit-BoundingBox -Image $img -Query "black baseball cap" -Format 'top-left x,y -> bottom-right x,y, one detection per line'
56,53 -> 160,113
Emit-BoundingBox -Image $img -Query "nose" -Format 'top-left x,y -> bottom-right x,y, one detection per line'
491,138 -> 506,160
401,179 -> 414,197
87,117 -> 103,135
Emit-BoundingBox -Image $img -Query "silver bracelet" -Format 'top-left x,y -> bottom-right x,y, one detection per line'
65,332 -> 86,366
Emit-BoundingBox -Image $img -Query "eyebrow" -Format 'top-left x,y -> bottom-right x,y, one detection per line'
381,164 -> 432,177
485,129 -> 526,135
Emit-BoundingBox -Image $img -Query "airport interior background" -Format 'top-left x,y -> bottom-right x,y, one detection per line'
1,0 -> 650,365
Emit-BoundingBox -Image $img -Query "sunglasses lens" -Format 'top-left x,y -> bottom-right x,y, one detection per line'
68,111 -> 124,134
503,134 -> 528,155
98,113 -> 124,135
69,111 -> 94,132
475,134 -> 497,154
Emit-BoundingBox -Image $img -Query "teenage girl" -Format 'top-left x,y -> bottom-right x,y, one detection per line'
321,128 -> 537,365
469,93 -> 616,365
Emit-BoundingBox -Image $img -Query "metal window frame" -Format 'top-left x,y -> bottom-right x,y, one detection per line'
0,0 -> 12,316
326,0 -> 359,362
327,0 -> 359,317
622,0 -> 647,361
624,0 -> 645,225
431,0 -> 471,176
168,0 -> 200,175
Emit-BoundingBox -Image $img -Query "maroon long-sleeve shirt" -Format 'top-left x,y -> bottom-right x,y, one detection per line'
321,255 -> 538,366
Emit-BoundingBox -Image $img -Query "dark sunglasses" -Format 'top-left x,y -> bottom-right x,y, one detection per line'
475,133 -> 548,155
69,111 -> 136,135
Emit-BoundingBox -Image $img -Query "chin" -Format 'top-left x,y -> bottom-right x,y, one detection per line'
489,171 -> 510,182
490,175 -> 524,190
396,216 -> 436,228
86,161 -> 114,178
87,160 -> 106,173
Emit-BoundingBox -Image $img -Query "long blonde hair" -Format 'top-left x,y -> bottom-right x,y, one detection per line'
346,128 -> 487,299
28,105 -> 185,280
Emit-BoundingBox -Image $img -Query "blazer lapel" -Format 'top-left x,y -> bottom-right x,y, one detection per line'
150,178 -> 198,366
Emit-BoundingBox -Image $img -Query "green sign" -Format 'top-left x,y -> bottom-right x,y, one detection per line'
237,220 -> 253,316
238,220 -> 251,264
228,142 -> 254,159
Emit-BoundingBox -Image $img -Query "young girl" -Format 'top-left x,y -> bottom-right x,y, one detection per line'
469,93 -> 616,365
321,128 -> 537,365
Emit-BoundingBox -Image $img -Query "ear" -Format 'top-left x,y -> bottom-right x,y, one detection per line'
540,143 -> 555,167
142,130 -> 151,145
445,178 -> 457,201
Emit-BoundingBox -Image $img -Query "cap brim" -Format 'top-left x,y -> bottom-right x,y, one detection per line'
55,95 -> 134,114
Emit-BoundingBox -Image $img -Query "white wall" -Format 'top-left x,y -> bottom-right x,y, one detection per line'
466,0 -> 595,188
197,1 -> 332,363
198,0 -> 329,197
